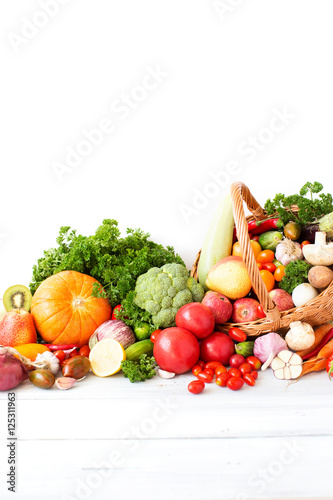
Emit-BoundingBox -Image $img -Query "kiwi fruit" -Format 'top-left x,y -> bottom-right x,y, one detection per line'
3,285 -> 32,312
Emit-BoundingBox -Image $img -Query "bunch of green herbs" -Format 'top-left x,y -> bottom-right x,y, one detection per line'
121,354 -> 157,383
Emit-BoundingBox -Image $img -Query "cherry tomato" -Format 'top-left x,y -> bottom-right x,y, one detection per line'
246,356 -> 262,371
191,365 -> 203,376
197,372 -> 213,383
53,350 -> 65,363
251,370 -> 258,380
259,270 -> 275,292
188,380 -> 205,394
326,354 -> 333,378
197,360 -> 206,369
111,304 -> 122,320
228,367 -> 241,378
205,361 -> 223,371
150,329 -> 162,343
251,236 -> 260,242
203,368 -> 214,378
284,221 -> 301,241
232,240 -> 261,259
227,377 -> 244,391
257,304 -> 266,318
243,373 -> 256,386
257,249 -> 275,264
239,362 -> 253,375
216,373 -> 230,387
274,265 -> 285,282
79,345 -> 90,357
229,354 -> 246,369
215,365 -> 228,376
261,262 -> 277,273
257,262 -> 263,270
301,240 -> 311,249
228,327 -> 247,342
68,349 -> 79,359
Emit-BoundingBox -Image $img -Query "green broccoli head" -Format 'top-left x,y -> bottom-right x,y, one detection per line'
133,263 -> 205,328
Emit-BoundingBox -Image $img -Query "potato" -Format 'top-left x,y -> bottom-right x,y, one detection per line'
308,265 -> 333,289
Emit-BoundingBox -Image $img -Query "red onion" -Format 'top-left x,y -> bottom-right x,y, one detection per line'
89,320 -> 136,350
0,347 -> 28,391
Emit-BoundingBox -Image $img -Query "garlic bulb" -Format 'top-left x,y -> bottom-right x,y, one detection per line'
35,351 -> 60,375
285,321 -> 315,351
275,238 -> 303,266
271,350 -> 302,380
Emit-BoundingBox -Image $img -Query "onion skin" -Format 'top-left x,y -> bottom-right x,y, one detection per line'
0,347 -> 28,391
93,320 -> 136,350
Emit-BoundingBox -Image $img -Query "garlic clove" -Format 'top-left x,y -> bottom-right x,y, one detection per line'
55,377 -> 77,390
274,368 -> 286,380
270,357 -> 285,370
277,350 -> 293,363
158,369 -> 175,379
284,366 -> 292,380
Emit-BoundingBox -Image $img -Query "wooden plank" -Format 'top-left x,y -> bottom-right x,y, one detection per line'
0,436 -> 331,500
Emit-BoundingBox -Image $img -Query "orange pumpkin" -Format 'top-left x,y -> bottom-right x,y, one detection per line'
31,271 -> 112,346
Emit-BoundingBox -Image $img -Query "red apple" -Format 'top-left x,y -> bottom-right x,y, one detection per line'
269,289 -> 294,311
231,298 -> 260,323
201,291 -> 232,324
200,331 -> 235,364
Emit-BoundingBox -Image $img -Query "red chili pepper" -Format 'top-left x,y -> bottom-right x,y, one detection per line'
247,218 -> 281,236
302,328 -> 333,360
43,344 -> 81,351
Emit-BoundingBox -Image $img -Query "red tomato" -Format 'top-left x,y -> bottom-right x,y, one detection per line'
205,361 -> 222,371
150,329 -> 162,343
239,363 -> 253,375
246,356 -> 262,370
261,262 -> 277,273
251,370 -> 258,380
228,327 -> 247,342
153,327 -> 200,374
203,368 -> 214,378
197,360 -> 206,369
53,350 -> 65,363
175,303 -> 215,339
257,262 -> 263,270
257,250 -> 275,263
200,332 -> 235,365
326,354 -> 333,378
257,305 -> 266,319
197,371 -> 213,383
301,240 -> 311,249
79,345 -> 90,357
68,349 -> 79,359
216,373 -> 230,387
188,380 -> 205,394
243,374 -> 256,386
228,368 -> 241,378
215,365 -> 227,376
229,354 -> 246,369
251,235 -> 260,242
227,377 -> 244,391
111,304 -> 122,320
191,365 -> 203,376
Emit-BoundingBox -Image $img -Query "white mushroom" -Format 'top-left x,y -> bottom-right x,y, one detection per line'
285,321 -> 315,351
302,231 -> 333,266
270,350 -> 303,380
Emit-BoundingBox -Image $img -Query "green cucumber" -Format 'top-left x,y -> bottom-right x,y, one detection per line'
125,339 -> 154,361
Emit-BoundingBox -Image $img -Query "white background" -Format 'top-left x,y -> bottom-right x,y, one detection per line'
1,0 -> 333,295
1,3 -> 333,500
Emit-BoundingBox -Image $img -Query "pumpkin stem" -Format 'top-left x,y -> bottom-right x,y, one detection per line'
72,297 -> 85,308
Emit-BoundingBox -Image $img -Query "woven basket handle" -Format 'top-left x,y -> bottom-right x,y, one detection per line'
230,182 -> 281,330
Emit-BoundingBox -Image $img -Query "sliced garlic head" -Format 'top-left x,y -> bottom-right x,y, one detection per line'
271,350 -> 302,380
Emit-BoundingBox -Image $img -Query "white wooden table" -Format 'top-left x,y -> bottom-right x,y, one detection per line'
0,369 -> 332,500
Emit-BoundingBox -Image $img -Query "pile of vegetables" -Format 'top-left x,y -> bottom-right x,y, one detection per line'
2,181 -> 333,393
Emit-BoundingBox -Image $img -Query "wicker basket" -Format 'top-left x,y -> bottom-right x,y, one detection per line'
191,182 -> 333,337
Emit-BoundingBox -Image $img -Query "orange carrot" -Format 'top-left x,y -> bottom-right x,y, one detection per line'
296,323 -> 333,358
317,338 -> 333,359
299,358 -> 327,377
